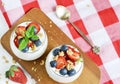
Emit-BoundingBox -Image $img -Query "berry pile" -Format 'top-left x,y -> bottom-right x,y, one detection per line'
14,22 -> 42,52
50,45 -> 81,76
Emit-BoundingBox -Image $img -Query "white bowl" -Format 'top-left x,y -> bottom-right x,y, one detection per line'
10,21 -> 48,61
45,45 -> 84,83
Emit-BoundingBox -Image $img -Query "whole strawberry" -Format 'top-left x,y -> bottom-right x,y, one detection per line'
6,65 -> 27,84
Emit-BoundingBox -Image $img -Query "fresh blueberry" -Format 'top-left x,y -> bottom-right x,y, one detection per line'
61,45 -> 68,52
50,60 -> 57,67
22,46 -> 29,53
59,68 -> 68,75
67,69 -> 76,76
53,48 -> 60,56
34,39 -> 41,47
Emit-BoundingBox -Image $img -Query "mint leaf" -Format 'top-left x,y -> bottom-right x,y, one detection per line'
18,37 -> 29,50
25,26 -> 34,38
31,35 -> 39,40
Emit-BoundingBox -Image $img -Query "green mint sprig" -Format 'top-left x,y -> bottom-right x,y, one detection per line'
18,26 -> 39,51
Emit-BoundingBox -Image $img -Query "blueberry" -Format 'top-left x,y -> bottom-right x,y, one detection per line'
61,45 -> 68,52
53,48 -> 60,56
50,60 -> 57,67
34,39 -> 41,47
67,69 -> 76,76
22,46 -> 29,53
59,68 -> 68,75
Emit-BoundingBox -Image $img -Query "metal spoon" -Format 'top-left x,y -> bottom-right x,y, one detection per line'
56,5 -> 100,54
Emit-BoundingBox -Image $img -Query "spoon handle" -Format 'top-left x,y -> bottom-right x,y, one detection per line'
68,20 -> 94,47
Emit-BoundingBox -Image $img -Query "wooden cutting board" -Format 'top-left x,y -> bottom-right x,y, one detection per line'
1,8 -> 100,84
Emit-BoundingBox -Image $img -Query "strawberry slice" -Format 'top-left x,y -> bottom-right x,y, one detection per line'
28,22 -> 40,34
15,26 -> 26,37
27,40 -> 34,47
14,36 -> 23,48
14,36 -> 19,48
6,65 -> 27,84
56,56 -> 67,69
67,48 -> 80,62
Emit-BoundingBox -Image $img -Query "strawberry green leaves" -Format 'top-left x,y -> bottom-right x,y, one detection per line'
6,70 -> 14,78
6,65 -> 18,78
10,65 -> 18,71
6,71 -> 11,78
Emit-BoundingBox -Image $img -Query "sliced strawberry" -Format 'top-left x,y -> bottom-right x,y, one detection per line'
28,22 -> 40,34
56,56 -> 67,69
68,46 -> 80,53
27,40 -> 34,47
15,26 -> 26,37
67,48 -> 80,62
6,65 -> 27,84
14,36 -> 23,48
14,36 -> 19,48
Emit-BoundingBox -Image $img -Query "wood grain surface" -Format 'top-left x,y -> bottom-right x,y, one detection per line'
1,8 -> 100,84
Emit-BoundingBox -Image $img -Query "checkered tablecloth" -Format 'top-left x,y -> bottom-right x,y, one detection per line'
0,0 -> 120,84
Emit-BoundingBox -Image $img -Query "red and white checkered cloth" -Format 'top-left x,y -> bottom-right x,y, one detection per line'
0,0 -> 120,84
